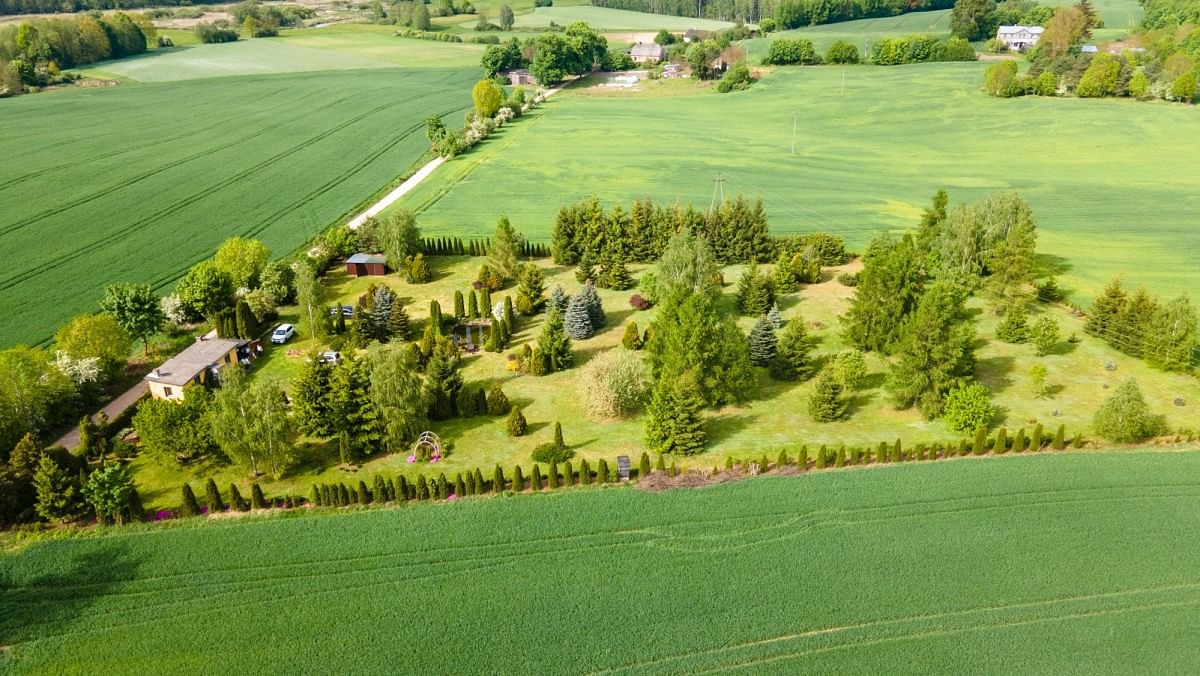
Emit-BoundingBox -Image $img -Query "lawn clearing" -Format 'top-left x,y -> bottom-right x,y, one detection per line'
4,450 -> 1200,672
120,254 -> 1200,512
0,66 -> 477,346
744,9 -> 953,59
398,63 -> 1200,300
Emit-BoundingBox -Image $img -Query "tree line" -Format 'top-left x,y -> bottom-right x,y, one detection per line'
590,0 -> 952,28
0,12 -> 150,92
479,21 -> 607,85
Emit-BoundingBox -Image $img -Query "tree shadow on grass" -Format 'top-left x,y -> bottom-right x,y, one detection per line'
976,355 -> 1017,394
0,542 -> 139,653
1034,253 -> 1073,278
705,411 -> 755,447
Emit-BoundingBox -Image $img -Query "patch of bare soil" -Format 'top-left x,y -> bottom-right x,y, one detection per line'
637,467 -> 753,491
161,11 -> 232,29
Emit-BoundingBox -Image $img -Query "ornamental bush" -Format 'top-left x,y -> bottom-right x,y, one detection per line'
506,406 -> 527,437
943,383 -> 994,434
1094,379 -> 1162,442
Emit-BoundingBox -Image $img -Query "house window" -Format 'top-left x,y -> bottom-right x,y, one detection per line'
163,386 -> 173,398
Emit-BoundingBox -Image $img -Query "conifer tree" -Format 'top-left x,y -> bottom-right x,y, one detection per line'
1013,428 -> 1028,453
973,427 -> 988,455
310,484 -> 321,507
1085,277 -> 1127,343
655,454 -> 667,472
995,303 -> 1029,343
373,475 -> 387,502
766,303 -> 783,329
992,428 -> 1008,454
1052,424 -> 1065,449
493,465 -> 505,493
535,309 -> 573,373
230,483 -> 247,511
580,281 -> 606,328
515,263 -> 547,316
180,482 -> 201,517
486,384 -> 509,415
770,318 -> 815,381
884,280 -> 975,419
546,461 -> 559,489
359,479 -> 372,504
504,295 -> 516,330
575,250 -> 597,284
455,473 -> 466,497
292,357 -> 333,437
506,406 -> 527,437
644,372 -> 707,456
468,289 -> 480,319
320,484 -> 332,506
564,294 -> 594,339
204,478 -> 225,513
747,317 -> 778,367
580,458 -> 592,485
639,452 -> 651,478
647,293 -> 754,408
842,233 -> 924,353
424,337 -> 464,421
815,445 -> 827,469
435,473 -> 448,499
598,250 -> 634,290
512,465 -> 525,492
562,460 -> 574,487
456,386 -> 478,418
1032,423 -> 1044,451
798,446 -> 808,468
1144,295 -> 1199,372
251,483 -> 267,509
892,439 -> 903,463
807,370 -> 847,422
473,468 -> 486,494
597,458 -> 609,482
454,290 -> 466,319
549,285 -> 569,317
415,474 -> 429,500
735,262 -> 775,316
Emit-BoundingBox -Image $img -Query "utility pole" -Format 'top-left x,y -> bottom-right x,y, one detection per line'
790,114 -> 798,155
841,66 -> 846,94
709,173 -> 726,214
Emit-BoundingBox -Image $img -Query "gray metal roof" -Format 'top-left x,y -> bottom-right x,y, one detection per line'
347,253 -> 387,264
631,43 -> 666,58
146,333 -> 246,386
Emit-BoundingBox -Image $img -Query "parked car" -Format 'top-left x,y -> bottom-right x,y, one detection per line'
317,351 -> 341,365
271,324 -> 295,344
329,305 -> 354,317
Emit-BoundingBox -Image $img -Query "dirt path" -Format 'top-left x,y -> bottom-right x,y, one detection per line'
345,82 -> 569,230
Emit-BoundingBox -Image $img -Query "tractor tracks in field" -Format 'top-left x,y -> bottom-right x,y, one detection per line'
0,93 -> 434,292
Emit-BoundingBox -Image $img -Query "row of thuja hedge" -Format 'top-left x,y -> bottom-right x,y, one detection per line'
173,423 -> 1113,517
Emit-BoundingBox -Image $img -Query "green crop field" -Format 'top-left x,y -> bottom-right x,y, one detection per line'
3,451 -> 1199,672
399,64 -> 1200,300
512,6 -> 736,30
0,32 -> 481,346
745,9 -> 953,59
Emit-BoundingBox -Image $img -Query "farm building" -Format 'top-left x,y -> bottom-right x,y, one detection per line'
504,68 -> 537,86
346,253 -> 387,277
996,25 -> 1044,51
683,29 -> 709,43
630,42 -> 666,63
145,332 -> 259,401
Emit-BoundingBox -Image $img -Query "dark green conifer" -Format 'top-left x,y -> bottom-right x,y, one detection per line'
180,483 -> 201,517
798,445 -> 809,469
1052,424 -> 1066,450
639,452 -> 651,478
512,465 -> 525,492
1032,423 -> 1044,451
547,461 -> 559,489
359,480 -> 372,504
309,485 -> 321,507
815,445 -> 827,469
580,458 -> 592,485
204,478 -> 225,513
473,468 -> 485,494
562,460 -> 574,487
493,465 -> 505,493
530,465 -> 542,491
973,427 -> 988,455
416,474 -> 429,500
992,428 -> 1008,454
1013,428 -> 1028,453
597,458 -> 609,482
455,473 -> 466,498
251,483 -> 266,509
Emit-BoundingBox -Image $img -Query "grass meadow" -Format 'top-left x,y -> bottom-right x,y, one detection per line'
399,63 -> 1200,301
512,6 -> 736,30
119,255 -> 1200,512
4,451 -> 1200,672
0,32 -> 483,346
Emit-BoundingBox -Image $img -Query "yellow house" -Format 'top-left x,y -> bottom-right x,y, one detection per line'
145,332 -> 257,401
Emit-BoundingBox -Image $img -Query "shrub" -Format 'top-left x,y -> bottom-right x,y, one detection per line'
943,383 -> 994,433
532,422 -> 574,463
973,427 -> 987,455
180,483 -> 201,517
1094,380 -> 1162,442
580,458 -> 592,485
486,383 -> 509,415
763,37 -> 818,65
825,40 -> 860,64
807,371 -> 847,422
991,428 -> 1008,454
715,64 -> 753,93
629,294 -> 652,311
1052,424 -> 1066,450
230,484 -> 247,511
204,478 -> 225,513
622,321 -> 643,349
578,350 -> 646,419
251,483 -> 266,509
506,406 -> 527,437
1013,428 -> 1028,453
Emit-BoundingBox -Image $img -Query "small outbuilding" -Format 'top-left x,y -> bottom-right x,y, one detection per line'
346,253 -> 387,277
630,42 -> 666,64
505,68 -> 537,86
683,29 -> 709,43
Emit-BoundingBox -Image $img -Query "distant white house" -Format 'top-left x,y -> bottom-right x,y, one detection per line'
996,25 -> 1045,51
629,42 -> 666,64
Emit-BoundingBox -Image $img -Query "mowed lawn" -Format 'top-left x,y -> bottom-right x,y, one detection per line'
120,255 -> 1200,513
400,63 -> 1200,300
0,36 -> 480,346
744,9 -> 953,59
4,451 -> 1200,672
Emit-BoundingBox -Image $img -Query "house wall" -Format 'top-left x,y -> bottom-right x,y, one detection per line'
148,381 -> 185,401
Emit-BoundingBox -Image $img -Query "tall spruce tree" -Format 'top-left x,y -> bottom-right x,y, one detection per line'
841,233 -> 925,353
598,250 -> 634,290
644,371 -> 707,456
770,317 -> 816,381
327,357 -> 381,461
580,281 -> 606,329
535,309 -> 573,373
564,294 -> 594,339
747,317 -> 778,367
488,216 -> 524,283
424,337 -> 463,421
647,293 -> 754,408
515,263 -> 546,315
548,285 -> 569,316
292,356 -> 334,437
1085,276 -> 1127,343
885,281 -> 976,419
735,262 -> 774,316
807,370 -> 848,422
